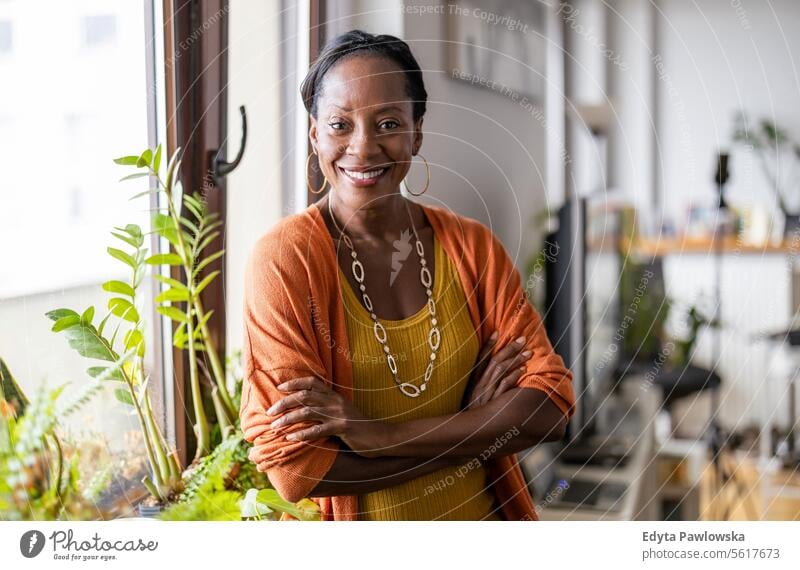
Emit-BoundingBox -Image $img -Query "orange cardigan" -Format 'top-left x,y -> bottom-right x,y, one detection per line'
239,201 -> 576,520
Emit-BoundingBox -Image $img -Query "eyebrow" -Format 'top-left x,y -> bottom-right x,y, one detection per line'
329,104 -> 406,114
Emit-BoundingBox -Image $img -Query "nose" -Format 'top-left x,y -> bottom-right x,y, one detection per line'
346,124 -> 380,159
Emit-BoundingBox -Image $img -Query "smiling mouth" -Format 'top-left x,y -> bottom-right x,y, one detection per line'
338,165 -> 389,182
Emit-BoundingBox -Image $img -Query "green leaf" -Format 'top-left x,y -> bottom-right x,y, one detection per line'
155,287 -> 190,303
156,305 -> 190,323
114,388 -> 134,406
110,231 -> 140,249
195,232 -> 220,256
102,280 -> 135,298
113,155 -> 139,165
194,270 -> 220,297
45,308 -> 80,322
97,311 -> 113,338
152,212 -> 176,233
137,148 -> 153,168
153,144 -> 162,174
172,180 -> 184,217
172,321 -> 187,346
62,324 -> 117,361
165,152 -> 181,194
183,199 -> 202,221
198,220 -> 223,240
253,489 -> 320,521
123,224 -> 143,239
179,216 -> 199,234
192,310 -> 214,339
111,225 -> 144,248
124,329 -> 145,357
80,306 -> 95,326
119,172 -> 150,182
86,366 -> 125,382
146,253 -> 183,266
193,250 -> 224,278
153,213 -> 181,248
128,188 -> 160,201
52,314 -> 80,332
107,247 -> 137,269
240,488 -> 273,518
108,298 -> 139,323
153,274 -> 188,291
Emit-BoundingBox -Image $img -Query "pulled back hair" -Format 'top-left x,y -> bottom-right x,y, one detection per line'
300,29 -> 427,122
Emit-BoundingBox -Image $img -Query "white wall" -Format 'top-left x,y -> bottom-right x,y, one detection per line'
655,0 -> 800,226
401,0 -> 557,270
323,0 -> 557,268
225,0 -> 284,357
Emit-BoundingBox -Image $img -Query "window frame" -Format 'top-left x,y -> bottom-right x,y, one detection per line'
161,0 -> 230,466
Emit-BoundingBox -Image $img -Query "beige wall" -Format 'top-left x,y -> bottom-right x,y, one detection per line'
225,0 -> 284,358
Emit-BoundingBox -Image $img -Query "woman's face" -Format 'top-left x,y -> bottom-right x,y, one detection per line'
309,55 -> 423,202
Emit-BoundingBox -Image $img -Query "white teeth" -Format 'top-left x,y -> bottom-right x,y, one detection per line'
342,167 -> 386,180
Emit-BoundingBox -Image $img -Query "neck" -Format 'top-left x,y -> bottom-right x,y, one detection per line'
326,190 -> 423,243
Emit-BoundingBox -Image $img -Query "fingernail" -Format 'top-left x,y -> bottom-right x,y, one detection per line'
277,383 -> 289,391
270,420 -> 282,429
516,336 -> 526,344
285,433 -> 297,441
519,365 -> 526,371
266,405 -> 276,415
522,350 -> 532,357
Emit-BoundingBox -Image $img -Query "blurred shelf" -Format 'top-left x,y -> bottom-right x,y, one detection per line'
619,236 -> 798,257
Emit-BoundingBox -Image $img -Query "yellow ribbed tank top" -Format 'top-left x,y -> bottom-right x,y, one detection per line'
339,233 -> 501,520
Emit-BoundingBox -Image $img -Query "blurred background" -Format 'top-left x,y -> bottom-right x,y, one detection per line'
2,0 -> 799,520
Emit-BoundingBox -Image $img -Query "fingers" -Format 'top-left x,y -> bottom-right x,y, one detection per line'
490,365 -> 526,400
266,387 -> 327,416
484,336 -> 527,384
286,421 -> 341,442
270,405 -> 326,429
276,375 -> 328,393
489,347 -> 532,385
473,330 -> 499,377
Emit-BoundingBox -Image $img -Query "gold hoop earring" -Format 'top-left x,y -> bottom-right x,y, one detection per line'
306,151 -> 329,195
401,153 -> 430,196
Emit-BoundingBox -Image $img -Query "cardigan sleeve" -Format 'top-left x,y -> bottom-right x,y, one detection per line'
239,232 -> 339,504
479,226 -> 576,420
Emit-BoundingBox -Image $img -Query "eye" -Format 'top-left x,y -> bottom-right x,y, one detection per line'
379,120 -> 400,130
328,120 -> 347,131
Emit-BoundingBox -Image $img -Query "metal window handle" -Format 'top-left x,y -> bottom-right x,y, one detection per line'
213,105 -> 247,183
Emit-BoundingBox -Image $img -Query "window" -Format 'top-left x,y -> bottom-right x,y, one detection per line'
82,14 -> 117,48
0,0 -> 164,495
0,20 -> 11,53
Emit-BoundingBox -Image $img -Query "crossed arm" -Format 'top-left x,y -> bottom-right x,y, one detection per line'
267,376 -> 567,498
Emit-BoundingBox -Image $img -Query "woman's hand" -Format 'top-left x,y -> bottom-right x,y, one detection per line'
265,376 -> 387,457
462,332 -> 531,410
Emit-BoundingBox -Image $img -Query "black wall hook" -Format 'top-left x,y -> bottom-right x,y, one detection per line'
213,105 -> 247,183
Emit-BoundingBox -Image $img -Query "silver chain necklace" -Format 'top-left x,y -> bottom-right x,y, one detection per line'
327,196 -> 441,398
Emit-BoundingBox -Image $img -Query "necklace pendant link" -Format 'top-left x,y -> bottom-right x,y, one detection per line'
399,382 -> 422,398
352,258 -> 365,282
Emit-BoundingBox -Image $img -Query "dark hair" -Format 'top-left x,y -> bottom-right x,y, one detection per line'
300,29 -> 427,122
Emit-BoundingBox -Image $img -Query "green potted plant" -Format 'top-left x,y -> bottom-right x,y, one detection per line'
45,145 -> 316,519
0,357 -> 123,520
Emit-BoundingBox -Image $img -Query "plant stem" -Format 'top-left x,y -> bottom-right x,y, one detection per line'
143,391 -> 171,489
193,295 -> 236,423
187,314 -> 210,460
155,166 -> 211,460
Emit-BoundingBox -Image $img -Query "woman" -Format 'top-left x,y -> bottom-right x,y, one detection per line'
239,30 -> 575,521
